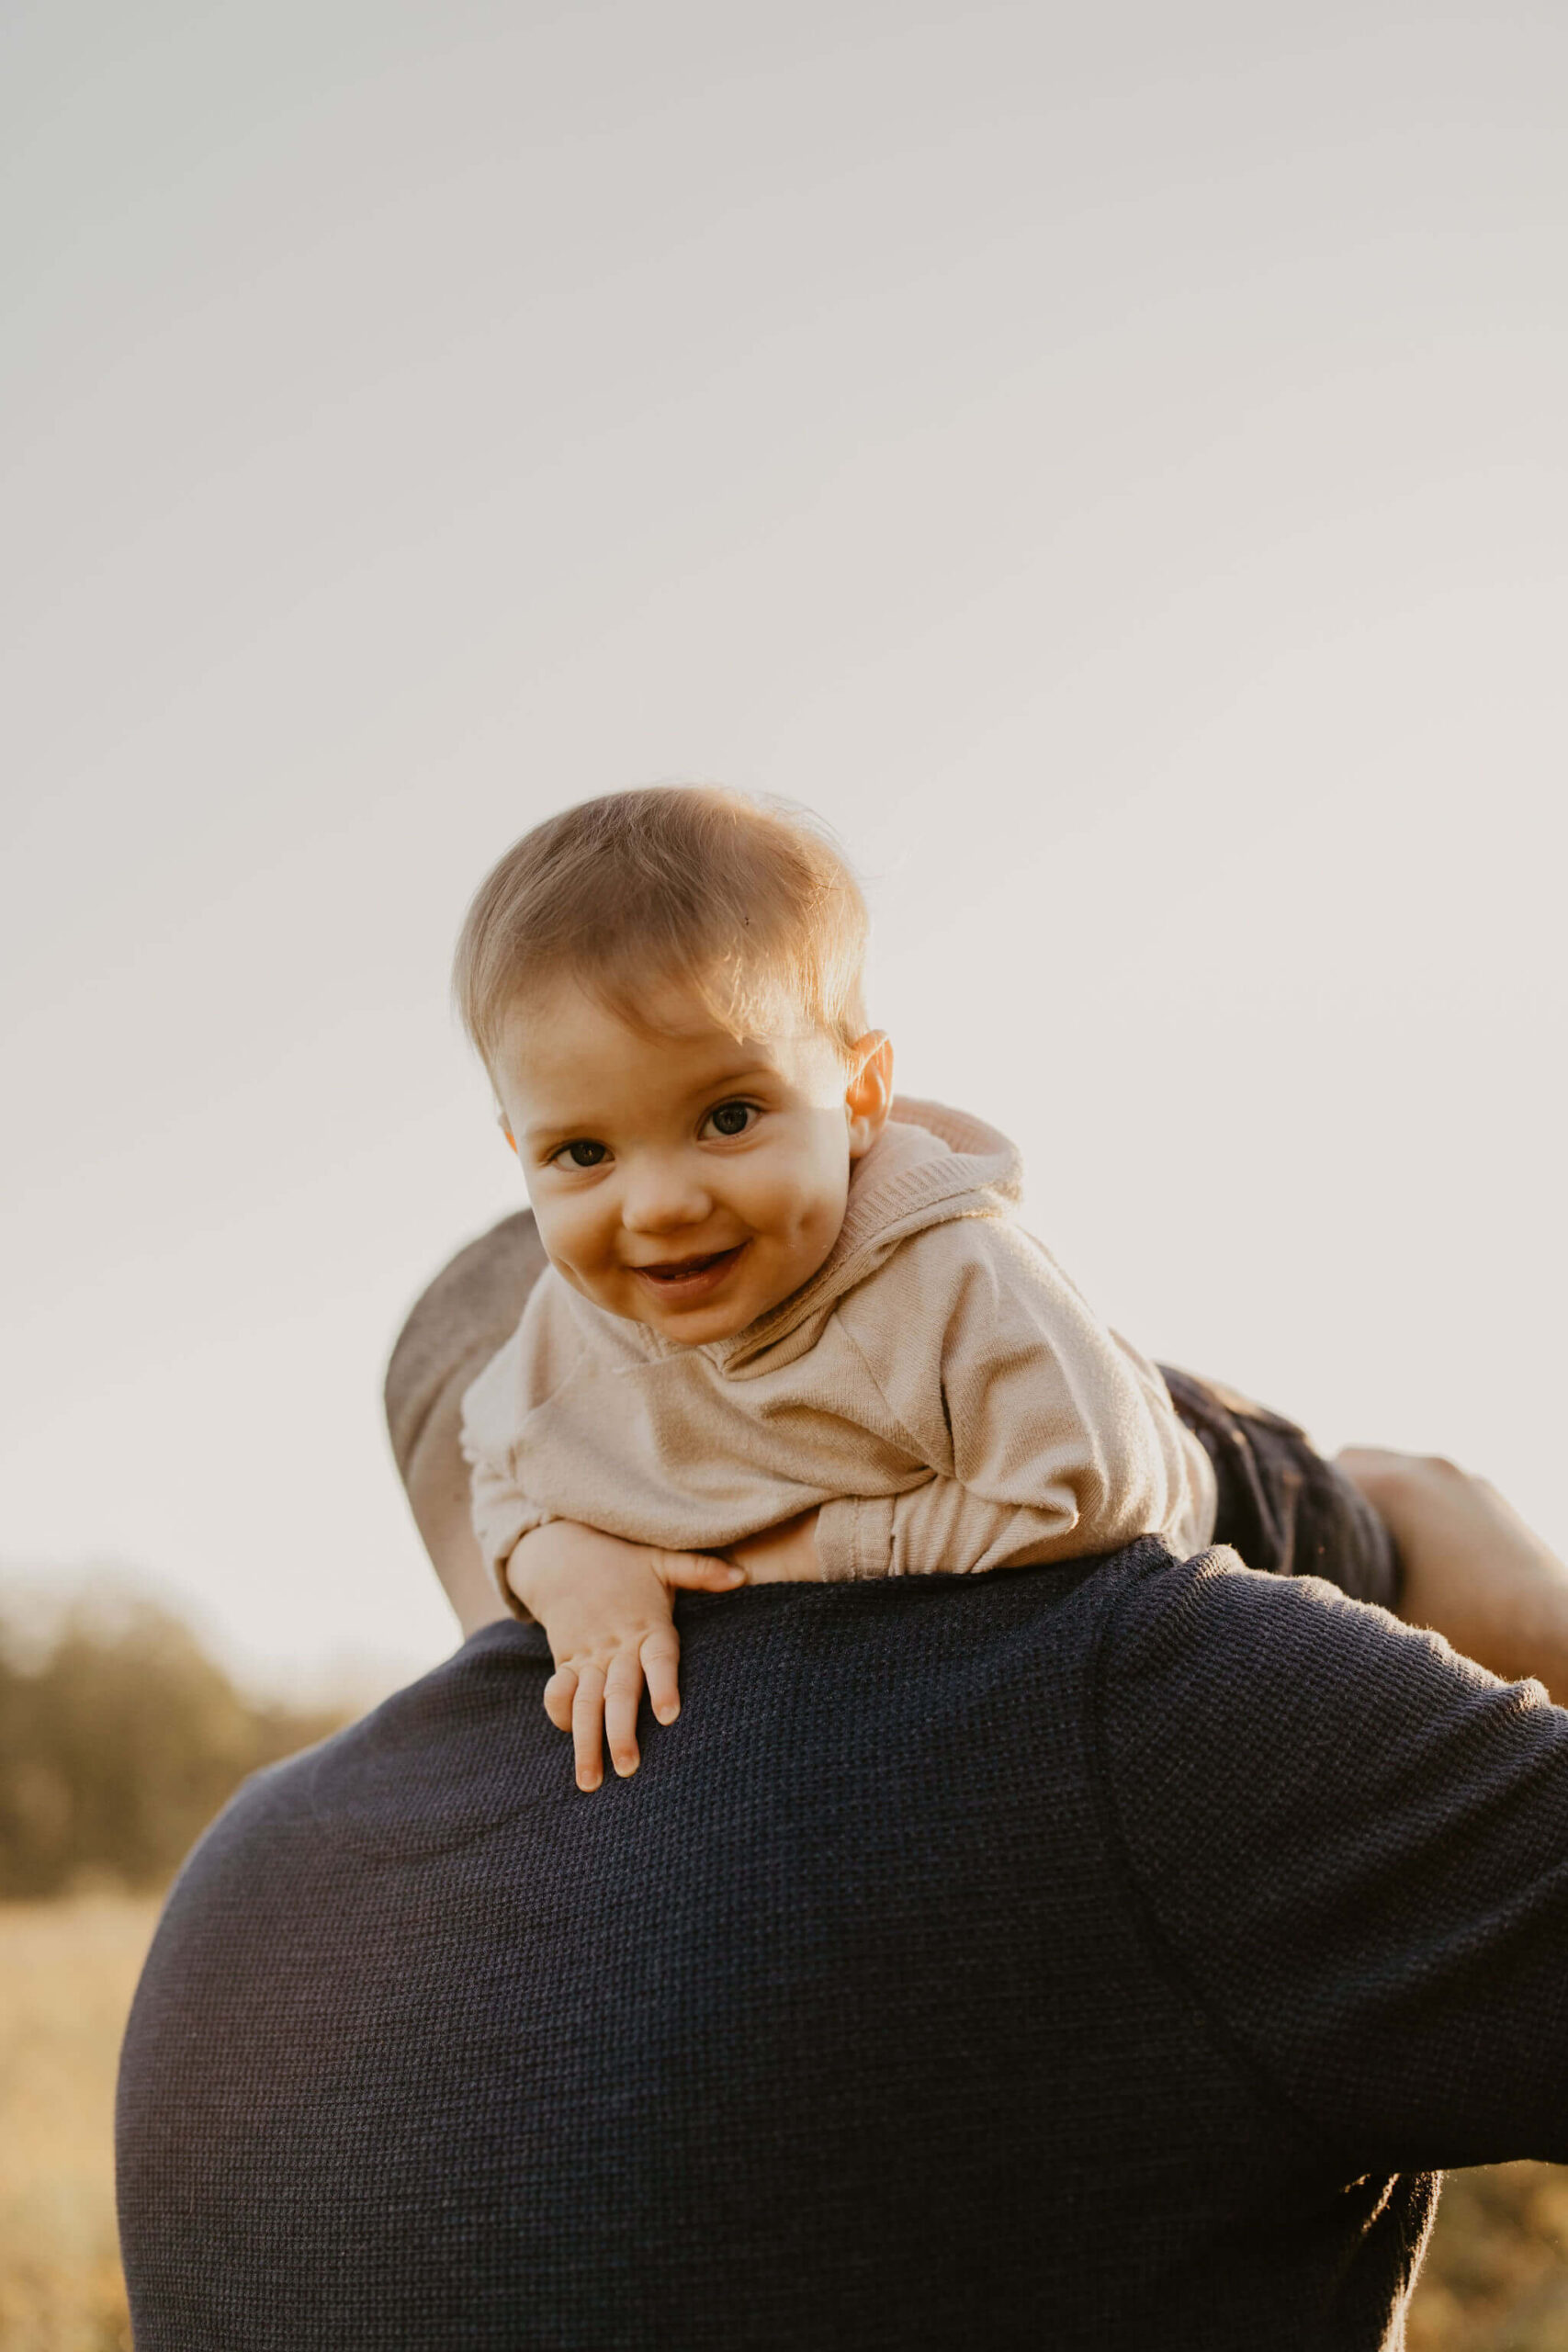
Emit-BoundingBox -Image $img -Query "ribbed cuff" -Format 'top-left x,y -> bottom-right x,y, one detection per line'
816,1494 -> 897,1581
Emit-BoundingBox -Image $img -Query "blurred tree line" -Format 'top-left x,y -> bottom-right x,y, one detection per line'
0,1590 -> 350,1897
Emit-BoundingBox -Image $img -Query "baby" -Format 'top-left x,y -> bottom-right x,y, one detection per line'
458,785 -> 1217,1789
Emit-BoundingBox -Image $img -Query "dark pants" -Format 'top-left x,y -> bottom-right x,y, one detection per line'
1159,1367 -> 1400,1611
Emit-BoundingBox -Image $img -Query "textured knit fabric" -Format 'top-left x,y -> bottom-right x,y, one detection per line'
118,1543 -> 1568,2349
461,1097 -> 1216,1593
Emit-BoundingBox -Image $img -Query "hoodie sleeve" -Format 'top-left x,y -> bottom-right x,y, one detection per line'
816,1219 -> 1214,1581
458,1323 -> 558,1608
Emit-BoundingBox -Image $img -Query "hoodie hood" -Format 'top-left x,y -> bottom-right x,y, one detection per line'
709,1096 -> 1022,1372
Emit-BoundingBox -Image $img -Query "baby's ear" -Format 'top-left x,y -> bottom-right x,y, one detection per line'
845,1032 -> 894,1159
496,1109 -> 518,1157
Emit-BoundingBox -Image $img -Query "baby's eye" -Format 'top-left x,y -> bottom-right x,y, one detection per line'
703,1101 -> 758,1140
551,1139 -> 608,1170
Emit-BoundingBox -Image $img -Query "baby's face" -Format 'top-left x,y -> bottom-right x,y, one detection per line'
492,978 -> 882,1345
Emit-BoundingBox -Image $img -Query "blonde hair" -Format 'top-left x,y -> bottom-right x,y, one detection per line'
453,785 -> 870,1075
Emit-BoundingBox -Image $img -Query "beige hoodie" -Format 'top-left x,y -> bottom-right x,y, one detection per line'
461,1098 -> 1216,1591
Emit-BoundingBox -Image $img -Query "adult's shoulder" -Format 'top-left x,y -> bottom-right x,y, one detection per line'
1093,1538 -> 1557,1792
1100,1532 -> 1522,1703
1090,1544 -> 1568,2166
141,1624 -> 552,1953
1093,1540 -> 1560,1883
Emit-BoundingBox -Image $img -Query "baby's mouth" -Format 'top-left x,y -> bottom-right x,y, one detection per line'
632,1244 -> 747,1293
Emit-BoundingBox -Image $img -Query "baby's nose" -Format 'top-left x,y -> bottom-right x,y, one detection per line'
620,1157 -> 714,1232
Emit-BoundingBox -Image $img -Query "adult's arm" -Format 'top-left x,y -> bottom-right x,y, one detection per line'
383,1210 -> 549,1635
1337,1448 -> 1568,1704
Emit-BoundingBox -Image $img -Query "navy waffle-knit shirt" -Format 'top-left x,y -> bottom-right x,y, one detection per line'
116,1538 -> 1568,2348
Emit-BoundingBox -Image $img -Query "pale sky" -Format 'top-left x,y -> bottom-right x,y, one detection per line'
4,0 -> 1565,1694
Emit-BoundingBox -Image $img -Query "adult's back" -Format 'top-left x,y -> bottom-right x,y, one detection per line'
117,1536 -> 1568,2349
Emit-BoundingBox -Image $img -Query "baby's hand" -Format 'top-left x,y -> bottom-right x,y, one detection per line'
506,1521 -> 744,1791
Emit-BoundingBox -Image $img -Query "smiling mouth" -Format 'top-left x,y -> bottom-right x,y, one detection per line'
632,1244 -> 747,1291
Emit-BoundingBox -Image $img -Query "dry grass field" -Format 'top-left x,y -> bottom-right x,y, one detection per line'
1409,2166 -> 1568,2351
3,1892 -> 1565,2349
0,1895 -> 155,2352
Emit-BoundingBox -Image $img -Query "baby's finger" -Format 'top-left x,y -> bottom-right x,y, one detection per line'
659,1553 -> 747,1593
641,1625 -> 682,1725
570,1663 -> 607,1792
543,1665 -> 577,1734
604,1652 -> 644,1779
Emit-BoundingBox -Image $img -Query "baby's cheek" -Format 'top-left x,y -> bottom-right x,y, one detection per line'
787,1190 -> 849,1275
539,1207 -> 605,1288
